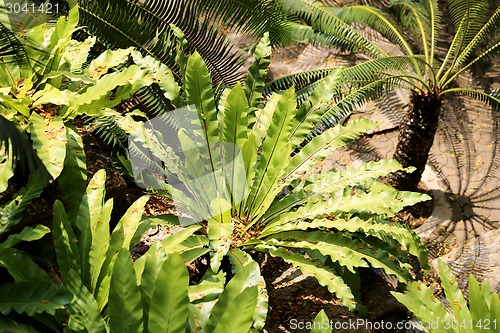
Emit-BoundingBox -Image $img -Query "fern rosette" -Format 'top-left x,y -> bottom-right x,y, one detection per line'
119,32 -> 431,312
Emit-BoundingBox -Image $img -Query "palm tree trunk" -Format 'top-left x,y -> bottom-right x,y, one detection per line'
386,91 -> 442,191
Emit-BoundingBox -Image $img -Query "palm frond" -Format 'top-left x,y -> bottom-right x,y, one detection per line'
0,22 -> 32,80
264,68 -> 332,97
452,7 -> 500,71
189,0 -> 293,46
89,116 -> 129,150
276,0 -> 386,58
440,88 -> 500,112
331,5 -> 414,56
77,0 -> 246,86
0,115 -> 49,179
446,0 -> 489,46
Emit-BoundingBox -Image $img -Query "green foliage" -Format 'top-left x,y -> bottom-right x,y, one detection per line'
392,259 -> 500,333
119,35 -> 430,312
265,0 -> 500,133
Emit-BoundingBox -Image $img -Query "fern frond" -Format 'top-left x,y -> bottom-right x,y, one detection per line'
89,116 -> 128,149
441,88 -> 500,112
331,5 -> 413,56
277,0 -> 385,58
77,0 -> 245,85
0,22 -> 32,80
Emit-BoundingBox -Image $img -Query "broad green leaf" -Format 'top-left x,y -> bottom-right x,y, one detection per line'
88,197 -> 112,294
0,282 -> 72,316
0,147 -> 14,192
229,249 -> 268,330
207,217 -> 233,271
65,270 -> 106,333
95,195 -> 149,311
260,246 -> 357,311
185,52 -> 218,144
85,47 -> 135,80
204,261 -> 260,333
438,259 -> 474,331
0,249 -> 52,283
148,253 -> 190,333
76,169 -> 106,289
248,87 -> 296,218
0,317 -> 39,333
212,286 -> 258,333
108,249 -> 143,333
139,242 -> 168,331
57,124 -> 86,220
52,200 -> 81,284
311,310 -> 331,333
0,225 -> 49,251
30,113 -> 66,179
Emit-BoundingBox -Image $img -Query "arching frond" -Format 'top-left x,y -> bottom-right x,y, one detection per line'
440,88 -> 500,112
446,0 -> 489,45
389,0 -> 432,58
0,114 -> 49,178
276,0 -> 386,58
330,5 -> 414,56
451,7 -> 500,71
0,22 -> 32,81
189,0 -> 293,46
77,0 -> 246,85
264,68 -> 332,96
318,75 -> 413,130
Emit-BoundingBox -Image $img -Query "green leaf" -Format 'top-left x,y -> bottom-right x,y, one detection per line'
311,310 -> 331,333
30,113 -> 66,179
88,198 -> 112,294
139,242 -> 168,331
0,225 -> 50,252
244,32 -> 271,116
65,270 -> 106,333
0,317 -> 39,333
207,217 -> 233,271
248,87 -> 296,218
229,249 -> 268,330
148,253 -> 190,333
0,147 -> 14,193
52,200 -> 81,284
0,282 -> 72,316
0,249 -> 51,283
0,167 -> 46,230
212,286 -> 258,333
260,245 -> 357,311
57,124 -> 86,220
438,259 -> 473,331
108,249 -> 143,333
204,261 -> 260,333
185,52 -> 218,145
76,169 -> 106,290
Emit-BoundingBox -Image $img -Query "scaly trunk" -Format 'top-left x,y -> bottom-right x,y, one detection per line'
387,91 -> 442,191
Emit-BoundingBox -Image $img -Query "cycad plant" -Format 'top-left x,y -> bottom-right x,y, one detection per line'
116,33 -> 431,311
267,0 -> 500,191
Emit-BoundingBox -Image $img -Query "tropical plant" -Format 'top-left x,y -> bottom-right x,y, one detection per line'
0,169 -> 263,332
0,2 -> 161,209
264,0 -> 500,191
392,259 -> 500,333
115,32 -> 431,312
